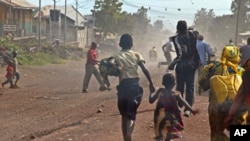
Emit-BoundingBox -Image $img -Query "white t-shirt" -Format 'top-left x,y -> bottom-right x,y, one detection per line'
163,41 -> 173,52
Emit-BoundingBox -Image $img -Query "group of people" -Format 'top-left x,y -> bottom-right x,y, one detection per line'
157,39 -> 175,70
81,19 -> 250,141
0,49 -> 21,93
81,20 -> 201,141
157,29 -> 214,73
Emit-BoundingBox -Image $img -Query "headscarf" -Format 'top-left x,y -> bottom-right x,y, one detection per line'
220,45 -> 242,75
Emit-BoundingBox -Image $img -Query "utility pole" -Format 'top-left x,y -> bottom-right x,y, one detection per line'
53,0 -> 56,39
92,0 -> 96,42
76,0 -> 78,27
64,0 -> 67,46
235,0 -> 241,45
39,0 -> 41,48
9,0 -> 12,24
75,0 -> 78,43
53,0 -> 56,21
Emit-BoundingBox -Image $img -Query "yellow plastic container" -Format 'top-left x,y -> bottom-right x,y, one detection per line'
210,74 -> 242,104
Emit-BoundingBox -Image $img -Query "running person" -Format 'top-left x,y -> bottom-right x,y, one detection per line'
149,73 -> 199,141
113,33 -> 155,141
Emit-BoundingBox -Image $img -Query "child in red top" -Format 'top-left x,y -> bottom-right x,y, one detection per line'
2,61 -> 14,88
149,73 -> 199,141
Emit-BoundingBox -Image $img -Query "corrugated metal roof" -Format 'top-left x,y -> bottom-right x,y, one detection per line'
0,0 -> 36,8
34,5 -> 85,26
57,5 -> 85,25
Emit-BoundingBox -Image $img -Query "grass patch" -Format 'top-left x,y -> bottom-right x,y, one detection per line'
0,37 -> 83,66
18,52 -> 64,66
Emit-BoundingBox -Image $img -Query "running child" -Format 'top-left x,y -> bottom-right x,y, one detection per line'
149,73 -> 199,141
2,61 -> 15,89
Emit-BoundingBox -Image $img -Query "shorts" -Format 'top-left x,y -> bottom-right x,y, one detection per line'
116,78 -> 143,120
15,72 -> 20,80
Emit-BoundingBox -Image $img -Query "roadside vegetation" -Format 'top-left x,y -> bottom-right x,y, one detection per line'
0,37 -> 85,66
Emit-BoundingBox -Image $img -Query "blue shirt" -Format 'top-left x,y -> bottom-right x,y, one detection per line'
196,40 -> 214,66
239,45 -> 250,66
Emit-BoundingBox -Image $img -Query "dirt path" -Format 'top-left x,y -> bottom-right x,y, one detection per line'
0,60 -> 210,141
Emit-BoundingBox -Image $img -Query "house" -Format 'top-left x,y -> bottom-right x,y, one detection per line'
239,31 -> 250,45
33,5 -> 87,48
0,0 -> 91,48
0,0 -> 36,37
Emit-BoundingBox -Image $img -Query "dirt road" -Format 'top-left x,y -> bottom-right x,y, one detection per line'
0,60 -> 210,141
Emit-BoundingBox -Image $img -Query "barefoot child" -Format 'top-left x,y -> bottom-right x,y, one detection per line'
113,34 -> 155,141
2,61 -> 14,89
149,73 -> 199,141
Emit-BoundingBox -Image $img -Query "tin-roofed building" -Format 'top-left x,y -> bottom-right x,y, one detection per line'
0,0 -> 36,37
33,5 -> 87,47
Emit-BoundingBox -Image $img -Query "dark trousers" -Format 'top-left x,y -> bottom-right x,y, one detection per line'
117,78 -> 143,120
175,65 -> 196,111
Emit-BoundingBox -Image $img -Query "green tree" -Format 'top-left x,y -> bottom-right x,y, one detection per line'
131,6 -> 151,47
231,0 -> 250,43
209,15 -> 236,50
116,12 -> 135,36
153,20 -> 164,33
193,8 -> 238,50
193,8 -> 215,37
93,0 -> 123,39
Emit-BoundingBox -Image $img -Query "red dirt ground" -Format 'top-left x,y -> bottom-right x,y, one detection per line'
0,59 -> 211,141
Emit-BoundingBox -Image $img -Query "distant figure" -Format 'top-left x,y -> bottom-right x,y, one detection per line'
239,37 -> 250,66
149,73 -> 199,141
53,37 -> 59,47
196,34 -> 214,67
12,51 -> 21,88
149,46 -> 157,61
228,39 -> 234,46
2,60 -> 15,89
82,42 -> 107,93
196,35 -> 214,94
162,40 -> 175,64
158,39 -> 175,69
